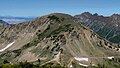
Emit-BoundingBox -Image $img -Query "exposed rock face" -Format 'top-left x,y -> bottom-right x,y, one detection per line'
74,12 -> 120,44
0,13 -> 120,67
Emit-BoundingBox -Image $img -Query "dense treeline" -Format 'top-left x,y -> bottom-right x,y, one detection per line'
0,61 -> 66,68
1,61 -> 120,68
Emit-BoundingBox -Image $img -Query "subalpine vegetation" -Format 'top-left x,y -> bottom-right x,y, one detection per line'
0,61 -> 66,68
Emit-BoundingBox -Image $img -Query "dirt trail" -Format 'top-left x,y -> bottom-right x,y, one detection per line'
41,52 -> 61,66
67,58 -> 74,67
84,30 -> 95,49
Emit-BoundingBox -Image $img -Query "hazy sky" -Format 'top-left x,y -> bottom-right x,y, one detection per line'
0,0 -> 120,17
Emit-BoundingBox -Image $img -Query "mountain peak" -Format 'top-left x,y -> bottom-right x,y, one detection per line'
112,14 -> 120,16
93,13 -> 99,16
81,12 -> 92,17
75,12 -> 120,44
0,13 -> 120,67
111,14 -> 120,19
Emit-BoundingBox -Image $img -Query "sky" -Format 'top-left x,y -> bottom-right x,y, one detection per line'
0,0 -> 120,17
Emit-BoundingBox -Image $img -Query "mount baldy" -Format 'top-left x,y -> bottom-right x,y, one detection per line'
0,13 -> 120,67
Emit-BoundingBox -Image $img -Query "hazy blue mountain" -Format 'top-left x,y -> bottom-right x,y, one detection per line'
0,20 -> 10,27
0,16 -> 36,24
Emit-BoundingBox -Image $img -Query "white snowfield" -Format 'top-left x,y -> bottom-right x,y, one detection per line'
92,64 -> 96,66
0,41 -> 15,52
74,57 -> 88,62
107,56 -> 114,59
79,63 -> 88,67
70,65 -> 73,68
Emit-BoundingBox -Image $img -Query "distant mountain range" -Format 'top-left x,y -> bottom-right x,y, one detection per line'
75,12 -> 120,44
0,20 -> 10,27
0,16 -> 36,24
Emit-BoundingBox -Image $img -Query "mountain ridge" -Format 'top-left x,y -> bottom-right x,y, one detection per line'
0,13 -> 120,67
75,12 -> 120,44
0,20 -> 10,27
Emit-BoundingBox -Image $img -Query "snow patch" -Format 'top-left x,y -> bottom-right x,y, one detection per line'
74,57 -> 88,61
79,63 -> 88,67
115,24 -> 118,27
70,65 -> 73,68
92,64 -> 96,66
0,41 -> 15,52
107,56 -> 114,59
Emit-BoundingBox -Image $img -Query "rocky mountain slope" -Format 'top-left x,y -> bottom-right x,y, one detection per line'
0,20 -> 10,27
74,12 -> 120,44
0,13 -> 120,68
